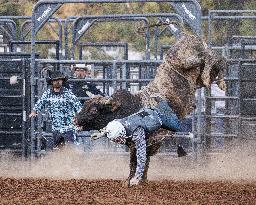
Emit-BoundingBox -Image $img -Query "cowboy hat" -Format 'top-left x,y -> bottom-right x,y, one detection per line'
73,64 -> 91,71
46,71 -> 68,85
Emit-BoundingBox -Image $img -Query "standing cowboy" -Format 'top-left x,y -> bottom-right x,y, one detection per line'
69,64 -> 104,104
29,71 -> 82,148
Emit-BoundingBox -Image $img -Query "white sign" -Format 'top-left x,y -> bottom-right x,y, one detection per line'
37,6 -> 52,22
78,21 -> 91,35
182,3 -> 196,20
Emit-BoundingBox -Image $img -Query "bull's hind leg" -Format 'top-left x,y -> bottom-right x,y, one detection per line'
141,142 -> 162,183
147,142 -> 162,156
128,143 -> 137,180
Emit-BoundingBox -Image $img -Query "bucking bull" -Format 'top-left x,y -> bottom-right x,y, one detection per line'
75,33 -> 227,186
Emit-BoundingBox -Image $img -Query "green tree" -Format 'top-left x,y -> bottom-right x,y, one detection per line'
0,0 -> 20,16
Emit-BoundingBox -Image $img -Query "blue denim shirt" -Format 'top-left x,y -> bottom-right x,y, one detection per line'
33,87 -> 82,133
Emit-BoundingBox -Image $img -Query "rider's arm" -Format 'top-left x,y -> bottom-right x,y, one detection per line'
132,126 -> 147,179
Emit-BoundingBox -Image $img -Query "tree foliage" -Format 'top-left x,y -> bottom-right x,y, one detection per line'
1,0 -> 255,57
0,0 -> 20,16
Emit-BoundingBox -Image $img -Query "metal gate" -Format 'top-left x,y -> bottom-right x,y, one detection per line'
0,55 -> 31,157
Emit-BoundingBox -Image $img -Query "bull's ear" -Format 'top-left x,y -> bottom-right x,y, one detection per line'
83,99 -> 91,107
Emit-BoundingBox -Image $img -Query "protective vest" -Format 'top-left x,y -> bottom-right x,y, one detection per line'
117,108 -> 162,136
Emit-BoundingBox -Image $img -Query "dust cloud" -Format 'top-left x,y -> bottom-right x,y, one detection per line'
0,144 -> 129,180
1,141 -> 256,182
149,141 -> 256,182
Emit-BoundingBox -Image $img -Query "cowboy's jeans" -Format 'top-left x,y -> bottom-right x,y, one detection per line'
155,100 -> 181,132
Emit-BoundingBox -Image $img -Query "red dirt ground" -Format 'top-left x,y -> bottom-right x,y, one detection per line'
1,178 -> 256,205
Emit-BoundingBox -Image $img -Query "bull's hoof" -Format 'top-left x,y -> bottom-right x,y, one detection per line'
177,145 -> 187,157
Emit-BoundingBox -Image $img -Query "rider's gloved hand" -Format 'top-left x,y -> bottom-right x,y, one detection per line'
91,128 -> 106,140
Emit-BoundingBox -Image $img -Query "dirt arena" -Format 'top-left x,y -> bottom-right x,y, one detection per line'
1,143 -> 256,205
1,177 -> 256,205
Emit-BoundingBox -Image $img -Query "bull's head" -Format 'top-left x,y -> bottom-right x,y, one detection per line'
76,96 -> 121,131
199,48 -> 227,91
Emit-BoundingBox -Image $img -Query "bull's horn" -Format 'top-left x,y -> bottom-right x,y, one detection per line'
86,91 -> 95,98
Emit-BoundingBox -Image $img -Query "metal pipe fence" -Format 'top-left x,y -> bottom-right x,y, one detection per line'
208,10 -> 256,47
31,59 -> 200,155
10,40 -> 60,60
78,42 -> 129,60
0,16 -> 63,59
0,19 -> 17,42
